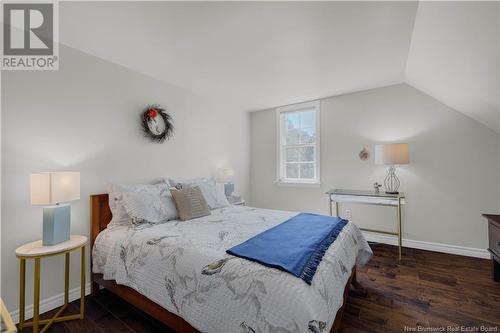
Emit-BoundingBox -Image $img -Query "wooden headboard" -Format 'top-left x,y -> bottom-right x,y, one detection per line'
90,194 -> 112,249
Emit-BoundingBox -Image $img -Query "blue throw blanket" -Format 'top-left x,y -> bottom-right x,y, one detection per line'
227,213 -> 348,285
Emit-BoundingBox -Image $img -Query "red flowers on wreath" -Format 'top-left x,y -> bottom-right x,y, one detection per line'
147,108 -> 158,119
141,104 -> 174,143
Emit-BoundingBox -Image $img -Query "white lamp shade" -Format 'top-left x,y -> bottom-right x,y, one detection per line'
374,143 -> 409,166
30,172 -> 80,205
215,168 -> 234,183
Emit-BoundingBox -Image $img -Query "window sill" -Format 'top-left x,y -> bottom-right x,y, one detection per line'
274,180 -> 321,188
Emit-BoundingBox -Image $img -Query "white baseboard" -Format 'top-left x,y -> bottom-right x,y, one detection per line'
363,232 -> 491,259
10,283 -> 91,324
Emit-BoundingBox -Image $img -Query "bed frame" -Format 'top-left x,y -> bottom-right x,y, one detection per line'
90,193 -> 355,333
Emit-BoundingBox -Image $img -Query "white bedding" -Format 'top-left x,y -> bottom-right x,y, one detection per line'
93,205 -> 372,333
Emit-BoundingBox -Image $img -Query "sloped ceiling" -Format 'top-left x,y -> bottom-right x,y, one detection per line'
58,2 -> 498,131
60,1 -> 418,111
405,1 -> 500,132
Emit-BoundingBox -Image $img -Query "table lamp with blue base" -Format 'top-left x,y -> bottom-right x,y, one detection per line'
31,172 -> 80,246
215,167 -> 235,198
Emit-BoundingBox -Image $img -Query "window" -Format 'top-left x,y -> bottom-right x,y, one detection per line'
277,101 -> 320,185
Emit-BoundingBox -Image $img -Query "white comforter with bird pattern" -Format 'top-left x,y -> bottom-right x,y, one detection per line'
92,205 -> 372,333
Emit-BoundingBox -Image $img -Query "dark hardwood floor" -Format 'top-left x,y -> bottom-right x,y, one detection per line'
19,243 -> 500,333
342,243 -> 500,332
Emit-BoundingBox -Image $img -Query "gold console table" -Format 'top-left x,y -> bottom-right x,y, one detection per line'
326,189 -> 406,259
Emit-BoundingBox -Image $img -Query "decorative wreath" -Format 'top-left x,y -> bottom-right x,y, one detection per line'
141,104 -> 174,143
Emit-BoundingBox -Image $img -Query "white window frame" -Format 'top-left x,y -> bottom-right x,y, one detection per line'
276,100 -> 321,186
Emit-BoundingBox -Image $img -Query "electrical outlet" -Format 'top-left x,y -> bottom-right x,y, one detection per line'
346,209 -> 352,219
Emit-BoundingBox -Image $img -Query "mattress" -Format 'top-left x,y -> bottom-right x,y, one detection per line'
92,205 -> 372,333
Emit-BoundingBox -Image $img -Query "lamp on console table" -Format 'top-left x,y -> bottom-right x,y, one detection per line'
30,172 -> 80,245
375,143 -> 409,194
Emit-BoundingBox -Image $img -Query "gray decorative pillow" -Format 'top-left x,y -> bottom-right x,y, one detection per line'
167,178 -> 229,210
170,186 -> 211,221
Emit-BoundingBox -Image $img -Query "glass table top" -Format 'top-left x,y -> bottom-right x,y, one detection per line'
326,189 -> 405,198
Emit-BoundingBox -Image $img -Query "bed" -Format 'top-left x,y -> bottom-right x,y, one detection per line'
90,194 -> 372,333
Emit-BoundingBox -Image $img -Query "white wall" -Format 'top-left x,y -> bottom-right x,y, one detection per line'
250,84 -> 499,251
405,1 -> 499,132
1,45 -> 250,314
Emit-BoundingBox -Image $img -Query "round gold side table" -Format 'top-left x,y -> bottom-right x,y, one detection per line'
15,235 -> 87,333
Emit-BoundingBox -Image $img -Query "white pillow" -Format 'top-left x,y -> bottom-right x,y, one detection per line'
107,183 -> 171,227
166,177 -> 207,189
167,178 -> 229,209
121,191 -> 178,226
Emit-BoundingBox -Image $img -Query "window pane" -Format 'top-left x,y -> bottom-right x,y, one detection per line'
285,163 -> 299,178
300,110 -> 315,129
300,163 -> 315,179
299,128 -> 315,144
299,146 -> 315,162
286,128 -> 300,144
280,105 -> 319,182
285,112 -> 300,130
285,148 -> 300,162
